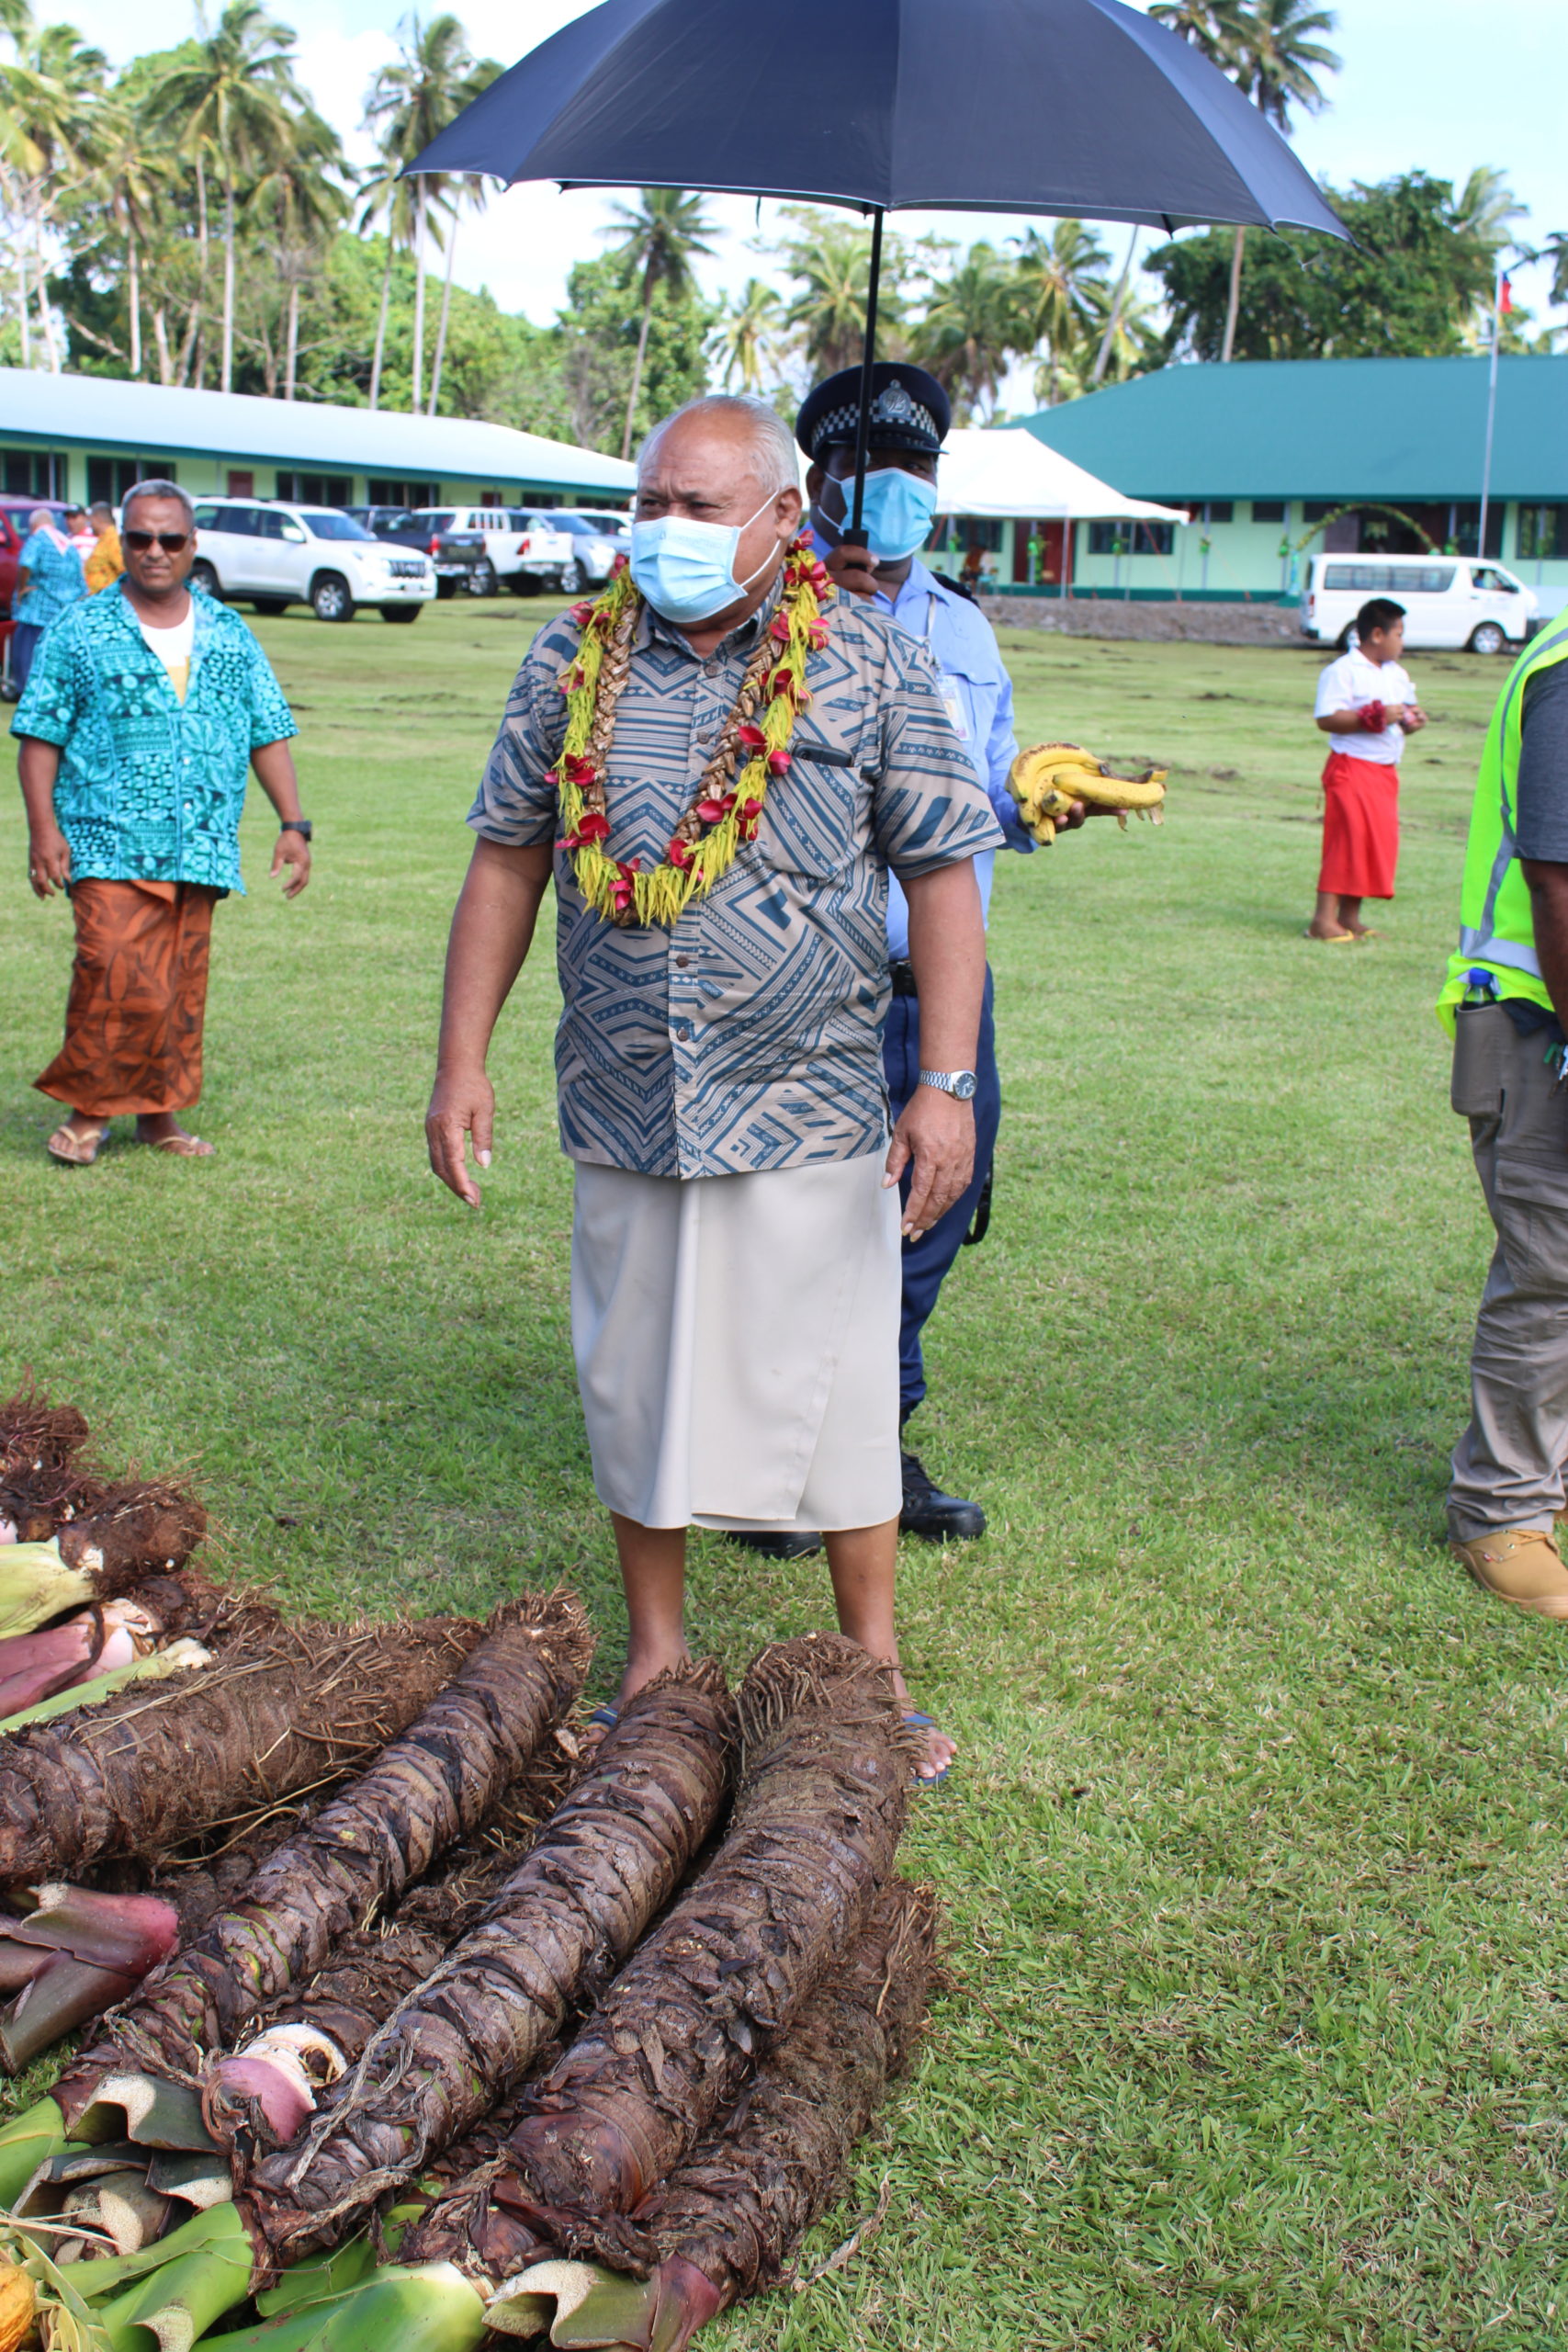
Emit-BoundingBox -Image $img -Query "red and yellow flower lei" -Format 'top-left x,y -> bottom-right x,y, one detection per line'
548,537 -> 834,928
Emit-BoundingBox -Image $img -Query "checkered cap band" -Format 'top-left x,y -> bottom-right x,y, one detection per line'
808,379 -> 941,458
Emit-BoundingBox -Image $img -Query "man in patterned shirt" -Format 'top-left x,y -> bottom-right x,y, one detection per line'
13,480 -> 310,1165
427,396 -> 1001,1783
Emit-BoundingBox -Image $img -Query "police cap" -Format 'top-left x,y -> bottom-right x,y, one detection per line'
795,363 -> 951,464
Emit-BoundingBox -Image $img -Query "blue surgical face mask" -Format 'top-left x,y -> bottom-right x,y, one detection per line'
628,492 -> 778,625
827,465 -> 939,561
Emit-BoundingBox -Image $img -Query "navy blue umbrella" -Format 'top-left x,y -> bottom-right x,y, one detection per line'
410,0 -> 1346,536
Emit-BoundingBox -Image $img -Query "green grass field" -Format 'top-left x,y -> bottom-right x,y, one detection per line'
4,595 -> 1563,2350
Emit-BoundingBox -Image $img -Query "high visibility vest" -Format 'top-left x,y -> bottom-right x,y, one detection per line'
1438,612 -> 1568,1034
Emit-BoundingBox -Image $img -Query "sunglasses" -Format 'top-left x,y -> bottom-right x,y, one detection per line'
124,530 -> 191,553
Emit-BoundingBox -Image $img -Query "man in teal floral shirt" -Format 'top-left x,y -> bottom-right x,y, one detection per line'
12,480 -> 310,1164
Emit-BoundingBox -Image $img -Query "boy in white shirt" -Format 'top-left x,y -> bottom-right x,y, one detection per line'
1308,596 -> 1427,940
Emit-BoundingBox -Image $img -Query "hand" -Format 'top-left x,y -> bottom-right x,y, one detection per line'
27,820 -> 71,899
1401,704 -> 1428,733
884,1085 -> 975,1240
426,1064 -> 494,1207
271,831 -> 311,899
823,540 -> 881,602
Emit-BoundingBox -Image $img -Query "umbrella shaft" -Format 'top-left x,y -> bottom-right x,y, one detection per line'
845,208 -> 885,544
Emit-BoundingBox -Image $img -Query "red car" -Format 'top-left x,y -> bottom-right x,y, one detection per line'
1,495 -> 73,699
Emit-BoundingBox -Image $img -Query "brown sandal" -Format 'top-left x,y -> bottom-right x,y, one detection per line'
47,1121 -> 109,1167
135,1130 -> 215,1159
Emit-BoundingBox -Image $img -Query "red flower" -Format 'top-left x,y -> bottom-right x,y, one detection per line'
668,838 -> 695,870
736,723 -> 766,753
574,810 -> 611,844
767,751 -> 791,775
570,600 -> 595,626
768,613 -> 792,643
564,752 -> 598,787
807,619 -> 829,649
695,793 -> 735,826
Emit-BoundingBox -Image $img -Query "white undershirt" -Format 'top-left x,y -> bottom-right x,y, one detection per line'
137,602 -> 195,700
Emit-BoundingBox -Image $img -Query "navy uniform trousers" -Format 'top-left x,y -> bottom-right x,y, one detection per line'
883,966 -> 1000,1419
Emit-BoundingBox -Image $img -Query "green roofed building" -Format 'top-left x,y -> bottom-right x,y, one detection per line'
0,367 -> 635,513
1016,356 -> 1568,612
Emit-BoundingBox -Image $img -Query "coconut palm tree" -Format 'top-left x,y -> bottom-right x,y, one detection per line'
354,161 -> 414,412
0,16 -> 107,369
82,94 -> 172,378
716,277 -> 782,394
908,243 -> 1019,422
145,2 -> 305,394
771,204 -> 898,379
247,106 -> 344,398
1151,0 -> 1337,362
365,14 -> 494,416
602,186 -> 716,460
428,164 -> 494,414
1010,220 -> 1108,404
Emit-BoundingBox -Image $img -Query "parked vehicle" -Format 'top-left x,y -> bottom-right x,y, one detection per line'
1301,552 -> 1537,654
552,512 -> 626,591
402,504 -> 573,595
187,498 -> 435,623
347,507 -> 487,598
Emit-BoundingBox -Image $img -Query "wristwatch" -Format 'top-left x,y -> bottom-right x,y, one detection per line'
919,1069 -> 978,1101
279,819 -> 313,840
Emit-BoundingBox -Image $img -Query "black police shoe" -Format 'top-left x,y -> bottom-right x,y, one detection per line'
899,1450 -> 986,1542
724,1529 -> 825,1562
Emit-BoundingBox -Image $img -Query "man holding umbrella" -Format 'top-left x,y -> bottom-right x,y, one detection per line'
426,394 -> 1002,1783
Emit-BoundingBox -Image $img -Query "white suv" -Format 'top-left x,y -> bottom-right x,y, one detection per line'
405,504 -> 575,596
186,499 -> 435,624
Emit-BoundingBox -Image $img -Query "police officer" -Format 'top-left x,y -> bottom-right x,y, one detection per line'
739,363 -> 1069,1560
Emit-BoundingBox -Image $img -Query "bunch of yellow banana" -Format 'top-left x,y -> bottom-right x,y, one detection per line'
1008,741 -> 1168,845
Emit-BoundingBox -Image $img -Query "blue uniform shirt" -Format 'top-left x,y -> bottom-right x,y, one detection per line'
804,533 -> 1031,956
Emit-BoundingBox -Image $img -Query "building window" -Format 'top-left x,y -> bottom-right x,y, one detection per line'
930,514 -> 1002,554
4,448 -> 69,497
85,455 -> 180,504
1518,505 -> 1568,561
1302,500 -> 1337,522
367,480 -> 435,507
1201,501 -> 1233,525
1088,520 -> 1174,556
1252,499 -> 1285,522
227,470 -> 254,498
276,472 -> 352,507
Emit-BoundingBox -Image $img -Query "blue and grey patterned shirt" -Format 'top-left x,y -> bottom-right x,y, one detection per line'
10,582 -> 297,893
15,524 -> 85,628
469,582 -> 1004,1179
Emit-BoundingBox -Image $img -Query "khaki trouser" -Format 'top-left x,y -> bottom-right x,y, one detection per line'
1449,1003 -> 1568,1541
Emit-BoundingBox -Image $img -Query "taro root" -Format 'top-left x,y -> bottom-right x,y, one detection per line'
0,1488 -> 209,1641
247,1660 -> 735,2258
0,1885 -> 183,2075
0,1606 -> 485,1891
500,1634 -> 914,2220
0,1578 -> 198,1725
53,1592 -> 592,2130
0,1389 -> 93,1543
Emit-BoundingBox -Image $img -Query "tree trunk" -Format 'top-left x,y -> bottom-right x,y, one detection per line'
285,274 -> 299,401
620,284 -> 654,463
31,194 -> 59,372
1220,223 -> 1245,363
127,211 -> 142,379
368,234 -> 393,412
220,177 -> 236,394
152,305 -> 173,386
15,226 -> 28,368
428,219 -> 458,415
1091,226 -> 1141,388
411,181 -> 427,413
191,153 -> 209,386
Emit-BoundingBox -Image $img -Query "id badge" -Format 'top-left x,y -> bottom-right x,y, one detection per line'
940,679 -> 968,739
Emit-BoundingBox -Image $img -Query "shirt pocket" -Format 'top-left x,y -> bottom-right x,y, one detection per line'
755,740 -> 865,881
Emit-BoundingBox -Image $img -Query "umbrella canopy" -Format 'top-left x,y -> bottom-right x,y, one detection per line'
410,0 -> 1346,237
409,0 -> 1347,537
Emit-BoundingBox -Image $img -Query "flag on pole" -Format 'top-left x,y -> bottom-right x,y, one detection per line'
1499,275 -> 1514,315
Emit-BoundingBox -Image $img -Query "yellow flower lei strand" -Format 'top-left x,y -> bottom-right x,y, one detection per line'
548,538 -> 834,928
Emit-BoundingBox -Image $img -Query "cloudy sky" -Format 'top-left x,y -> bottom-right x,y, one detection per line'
57,0 -> 1568,355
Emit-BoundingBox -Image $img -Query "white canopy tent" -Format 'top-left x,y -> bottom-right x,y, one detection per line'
933,429 -> 1188,525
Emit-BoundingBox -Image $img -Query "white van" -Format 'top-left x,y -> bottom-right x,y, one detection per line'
188,499 -> 434,623
1301,553 -> 1536,655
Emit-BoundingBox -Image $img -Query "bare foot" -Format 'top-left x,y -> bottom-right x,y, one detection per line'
1305,922 -> 1354,941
